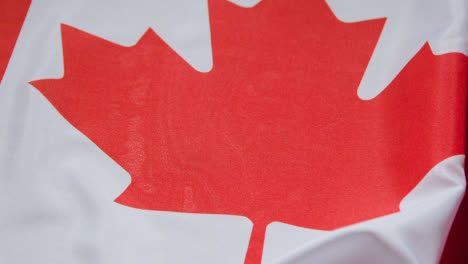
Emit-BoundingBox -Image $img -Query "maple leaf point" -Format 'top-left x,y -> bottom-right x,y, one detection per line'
326,0 -> 468,100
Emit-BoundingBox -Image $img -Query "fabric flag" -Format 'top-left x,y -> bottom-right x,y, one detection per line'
1,0 -> 467,263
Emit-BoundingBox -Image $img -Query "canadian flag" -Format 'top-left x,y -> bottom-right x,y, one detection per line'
0,0 -> 467,263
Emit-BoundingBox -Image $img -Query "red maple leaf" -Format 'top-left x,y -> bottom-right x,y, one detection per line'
30,0 -> 466,263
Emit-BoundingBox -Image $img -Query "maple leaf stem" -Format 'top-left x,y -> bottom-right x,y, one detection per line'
244,222 -> 267,264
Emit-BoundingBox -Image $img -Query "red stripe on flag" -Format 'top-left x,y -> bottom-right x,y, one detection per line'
0,0 -> 31,83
